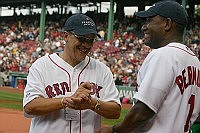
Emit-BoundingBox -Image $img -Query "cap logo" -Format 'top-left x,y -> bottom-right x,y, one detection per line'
81,17 -> 95,26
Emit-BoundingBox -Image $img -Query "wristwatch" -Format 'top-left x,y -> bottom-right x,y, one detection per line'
94,99 -> 100,111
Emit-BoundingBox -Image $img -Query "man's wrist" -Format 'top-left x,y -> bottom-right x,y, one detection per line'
91,98 -> 100,111
61,97 -> 66,109
94,98 -> 100,111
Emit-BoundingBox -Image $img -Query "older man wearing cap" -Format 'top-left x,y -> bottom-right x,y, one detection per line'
98,1 -> 200,133
23,14 -> 121,133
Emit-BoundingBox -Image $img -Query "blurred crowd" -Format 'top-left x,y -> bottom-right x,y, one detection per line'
0,12 -> 200,87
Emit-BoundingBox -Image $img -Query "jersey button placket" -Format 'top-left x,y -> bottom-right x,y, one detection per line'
72,69 -> 78,90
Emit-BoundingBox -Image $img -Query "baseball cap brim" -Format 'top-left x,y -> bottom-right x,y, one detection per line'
135,10 -> 157,18
74,28 -> 101,38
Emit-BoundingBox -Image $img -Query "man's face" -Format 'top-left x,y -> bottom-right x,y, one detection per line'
65,32 -> 96,64
141,15 -> 166,49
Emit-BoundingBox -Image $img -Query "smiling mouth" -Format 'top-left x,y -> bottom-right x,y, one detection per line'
80,49 -> 87,53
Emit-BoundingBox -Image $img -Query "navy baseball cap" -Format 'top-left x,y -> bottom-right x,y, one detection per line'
135,1 -> 188,27
64,14 -> 100,38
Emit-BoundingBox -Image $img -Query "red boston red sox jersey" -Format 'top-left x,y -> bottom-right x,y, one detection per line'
134,43 -> 200,133
23,53 -> 120,133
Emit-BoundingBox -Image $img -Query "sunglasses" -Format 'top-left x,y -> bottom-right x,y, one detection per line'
71,32 -> 97,43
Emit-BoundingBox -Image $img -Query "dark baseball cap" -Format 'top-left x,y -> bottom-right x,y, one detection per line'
64,14 -> 100,38
135,1 -> 188,27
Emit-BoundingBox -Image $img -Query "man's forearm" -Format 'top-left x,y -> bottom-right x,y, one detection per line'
112,101 -> 155,132
94,99 -> 121,119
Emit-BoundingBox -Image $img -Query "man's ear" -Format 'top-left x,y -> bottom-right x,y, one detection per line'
63,31 -> 69,38
164,18 -> 173,31
63,31 -> 70,43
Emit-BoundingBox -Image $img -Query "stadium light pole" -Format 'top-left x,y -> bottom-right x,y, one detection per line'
107,0 -> 114,41
39,0 -> 46,42
182,0 -> 187,44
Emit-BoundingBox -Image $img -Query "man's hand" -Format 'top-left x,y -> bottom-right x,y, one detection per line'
64,97 -> 93,110
71,82 -> 92,102
63,82 -> 94,110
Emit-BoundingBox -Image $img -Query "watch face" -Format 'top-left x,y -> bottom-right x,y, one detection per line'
96,104 -> 100,110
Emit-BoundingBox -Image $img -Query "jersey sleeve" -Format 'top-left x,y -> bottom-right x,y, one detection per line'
99,65 -> 121,105
134,49 -> 175,113
23,57 -> 46,117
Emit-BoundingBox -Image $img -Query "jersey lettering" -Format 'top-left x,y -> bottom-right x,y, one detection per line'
80,82 -> 102,98
53,83 -> 62,95
45,81 -> 102,98
60,82 -> 70,95
45,82 -> 70,98
184,95 -> 195,132
175,66 -> 200,94
45,85 -> 56,98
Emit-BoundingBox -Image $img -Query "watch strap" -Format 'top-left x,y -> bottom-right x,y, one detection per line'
94,99 -> 100,111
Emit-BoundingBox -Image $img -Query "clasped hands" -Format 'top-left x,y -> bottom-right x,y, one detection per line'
62,82 -> 112,133
63,82 -> 94,110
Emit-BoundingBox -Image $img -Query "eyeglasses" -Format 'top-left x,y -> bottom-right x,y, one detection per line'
71,32 -> 97,43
